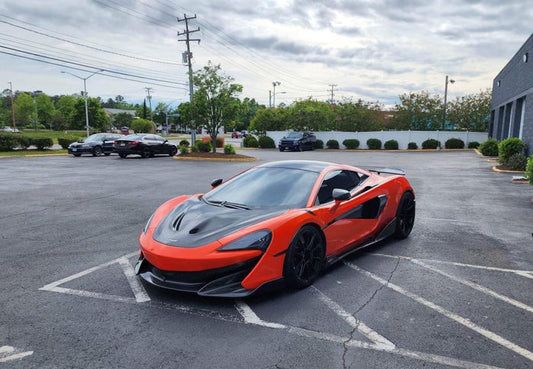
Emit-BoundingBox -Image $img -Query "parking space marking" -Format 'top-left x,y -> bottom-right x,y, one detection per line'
0,346 -> 33,363
373,253 -> 533,279
345,261 -> 533,362
117,257 -> 150,303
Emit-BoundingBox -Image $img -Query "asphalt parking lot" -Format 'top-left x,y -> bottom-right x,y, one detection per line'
1,149 -> 532,369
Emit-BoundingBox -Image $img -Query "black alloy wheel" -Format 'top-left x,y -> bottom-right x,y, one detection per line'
169,146 -> 177,156
73,153 -> 81,157
104,153 -> 111,156
283,225 -> 325,288
119,153 -> 127,158
142,147 -> 151,158
395,191 -> 415,239
93,146 -> 102,157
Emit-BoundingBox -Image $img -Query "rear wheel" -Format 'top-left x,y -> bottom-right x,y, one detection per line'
283,225 -> 325,289
92,146 -> 102,157
104,152 -> 111,156
119,153 -> 127,158
169,146 -> 177,156
395,192 -> 415,239
73,153 -> 81,157
142,147 -> 151,158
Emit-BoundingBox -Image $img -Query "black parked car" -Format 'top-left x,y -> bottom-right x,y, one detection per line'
278,132 -> 316,151
114,134 -> 178,158
68,133 -> 122,157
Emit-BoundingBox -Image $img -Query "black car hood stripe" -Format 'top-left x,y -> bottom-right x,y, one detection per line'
152,197 -> 285,248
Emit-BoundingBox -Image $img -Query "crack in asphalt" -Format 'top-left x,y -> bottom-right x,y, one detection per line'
341,257 -> 401,369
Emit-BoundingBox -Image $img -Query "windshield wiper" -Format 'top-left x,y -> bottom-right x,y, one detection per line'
202,198 -> 251,210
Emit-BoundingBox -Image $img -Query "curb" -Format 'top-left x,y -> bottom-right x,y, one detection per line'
491,166 -> 525,174
173,156 -> 258,162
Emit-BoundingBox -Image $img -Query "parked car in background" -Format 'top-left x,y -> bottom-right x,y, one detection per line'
1,126 -> 21,133
231,131 -> 242,138
279,132 -> 316,151
114,134 -> 177,158
68,133 -> 122,157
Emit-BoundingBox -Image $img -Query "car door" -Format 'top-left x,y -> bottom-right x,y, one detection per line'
311,169 -> 384,256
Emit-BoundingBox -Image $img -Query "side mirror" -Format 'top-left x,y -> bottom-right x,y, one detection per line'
211,178 -> 223,188
332,188 -> 350,202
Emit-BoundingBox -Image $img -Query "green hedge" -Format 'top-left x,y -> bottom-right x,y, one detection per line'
179,139 -> 189,147
258,136 -> 276,148
195,141 -> 212,152
384,139 -> 399,150
507,153 -> 527,171
422,139 -> 440,149
30,137 -> 54,150
58,137 -> 79,149
479,138 -> 499,156
326,139 -> 339,149
526,155 -> 533,185
243,136 -> 258,148
0,134 -> 15,151
224,144 -> 236,155
498,138 -> 525,165
342,139 -> 360,149
445,138 -> 465,149
131,119 -> 152,133
408,142 -> 418,150
468,141 -> 480,149
315,139 -> 324,149
366,138 -> 382,150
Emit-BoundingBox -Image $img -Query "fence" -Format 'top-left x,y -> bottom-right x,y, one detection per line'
265,130 -> 488,149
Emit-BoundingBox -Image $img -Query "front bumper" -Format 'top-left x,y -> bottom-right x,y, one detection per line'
279,142 -> 299,151
135,256 -> 269,297
68,146 -> 92,155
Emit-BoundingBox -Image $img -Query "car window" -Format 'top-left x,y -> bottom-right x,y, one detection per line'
316,170 -> 363,205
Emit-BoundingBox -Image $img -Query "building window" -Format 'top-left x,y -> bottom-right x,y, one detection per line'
497,80 -> 501,87
524,53 -> 529,63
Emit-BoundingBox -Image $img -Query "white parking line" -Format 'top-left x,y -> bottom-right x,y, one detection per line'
344,261 -> 533,362
117,257 -> 151,303
0,346 -> 33,363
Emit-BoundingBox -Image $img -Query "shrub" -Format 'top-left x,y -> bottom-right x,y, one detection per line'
342,139 -> 360,149
468,141 -> 480,149
526,155 -> 533,185
29,137 -> 53,150
190,145 -> 198,153
224,144 -> 236,155
179,139 -> 189,147
215,137 -> 224,148
506,153 -> 527,171
479,138 -> 499,156
407,142 -> 418,150
498,137 -> 525,165
0,134 -> 15,151
384,139 -> 399,150
422,139 -> 440,149
445,138 -> 465,149
57,137 -> 78,149
366,138 -> 382,150
131,119 -> 153,133
12,135 -> 31,149
179,145 -> 189,155
195,141 -> 212,152
243,135 -> 258,148
326,139 -> 339,149
315,139 -> 324,149
258,136 -> 276,148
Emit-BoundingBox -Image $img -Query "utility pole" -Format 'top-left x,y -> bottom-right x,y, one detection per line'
8,82 -> 16,130
272,81 -> 281,108
177,14 -> 200,143
328,84 -> 338,104
145,87 -> 153,131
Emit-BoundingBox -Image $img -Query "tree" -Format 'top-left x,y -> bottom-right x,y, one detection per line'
390,91 -> 443,130
35,93 -> 56,129
153,102 -> 170,125
113,112 -> 134,128
286,99 -> 335,131
192,62 -> 243,152
14,93 -> 35,127
56,95 -> 77,129
447,89 -> 491,131
335,99 -> 383,131
235,98 -> 264,131
72,97 -> 108,131
249,107 -> 289,133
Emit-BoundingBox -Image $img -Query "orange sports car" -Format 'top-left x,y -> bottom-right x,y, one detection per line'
135,160 -> 415,297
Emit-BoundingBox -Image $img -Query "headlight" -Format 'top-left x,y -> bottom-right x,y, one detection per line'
218,230 -> 272,252
143,213 -> 155,233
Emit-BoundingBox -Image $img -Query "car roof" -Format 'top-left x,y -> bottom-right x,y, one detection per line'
258,160 -> 335,173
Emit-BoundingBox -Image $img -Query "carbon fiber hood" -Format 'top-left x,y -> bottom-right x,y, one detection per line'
152,197 -> 284,248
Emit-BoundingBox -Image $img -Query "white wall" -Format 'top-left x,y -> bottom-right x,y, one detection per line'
266,130 -> 488,149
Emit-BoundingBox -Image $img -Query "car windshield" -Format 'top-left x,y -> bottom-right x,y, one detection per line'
203,167 -> 319,208
286,132 -> 302,138
84,134 -> 105,142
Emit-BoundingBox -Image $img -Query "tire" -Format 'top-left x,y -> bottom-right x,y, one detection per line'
119,153 -> 127,158
283,225 -> 325,289
104,153 -> 111,156
297,144 -> 303,152
395,192 -> 416,239
73,153 -> 81,157
142,147 -> 151,158
169,146 -> 177,156
279,148 -> 284,152
92,146 -> 102,157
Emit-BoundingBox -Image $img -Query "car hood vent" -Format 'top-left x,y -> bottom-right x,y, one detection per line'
153,197 -> 284,248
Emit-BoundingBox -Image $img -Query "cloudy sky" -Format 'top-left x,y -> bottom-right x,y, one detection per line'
0,0 -> 531,109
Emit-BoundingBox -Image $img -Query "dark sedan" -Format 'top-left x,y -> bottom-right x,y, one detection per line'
114,134 -> 177,158
68,133 -> 122,157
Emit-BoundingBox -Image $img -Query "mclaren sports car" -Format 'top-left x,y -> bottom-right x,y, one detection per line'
135,160 -> 415,297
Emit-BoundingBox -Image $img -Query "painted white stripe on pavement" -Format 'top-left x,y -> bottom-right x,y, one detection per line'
0,346 -> 33,363
0,346 -> 14,354
118,257 -> 151,303
310,286 -> 395,350
344,261 -> 533,362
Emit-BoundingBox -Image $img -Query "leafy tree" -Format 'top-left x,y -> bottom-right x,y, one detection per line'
447,89 -> 491,131
113,112 -> 134,128
235,97 -> 264,131
153,102 -> 170,124
72,97 -> 108,131
335,99 -> 383,131
192,62 -> 243,152
56,95 -> 77,128
287,99 -> 335,131
249,107 -> 289,133
390,91 -> 443,130
51,111 -> 68,131
131,118 -> 152,133
35,93 -> 56,129
177,102 -> 195,132
14,93 -> 36,127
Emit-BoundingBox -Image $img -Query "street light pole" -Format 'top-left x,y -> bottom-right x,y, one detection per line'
443,75 -> 455,130
61,69 -> 103,137
272,81 -> 280,108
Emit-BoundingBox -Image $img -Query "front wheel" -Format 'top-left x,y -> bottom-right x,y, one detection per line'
395,192 -> 415,239
142,147 -> 151,158
119,153 -> 127,158
169,146 -> 177,156
283,225 -> 325,289
92,146 -> 102,157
